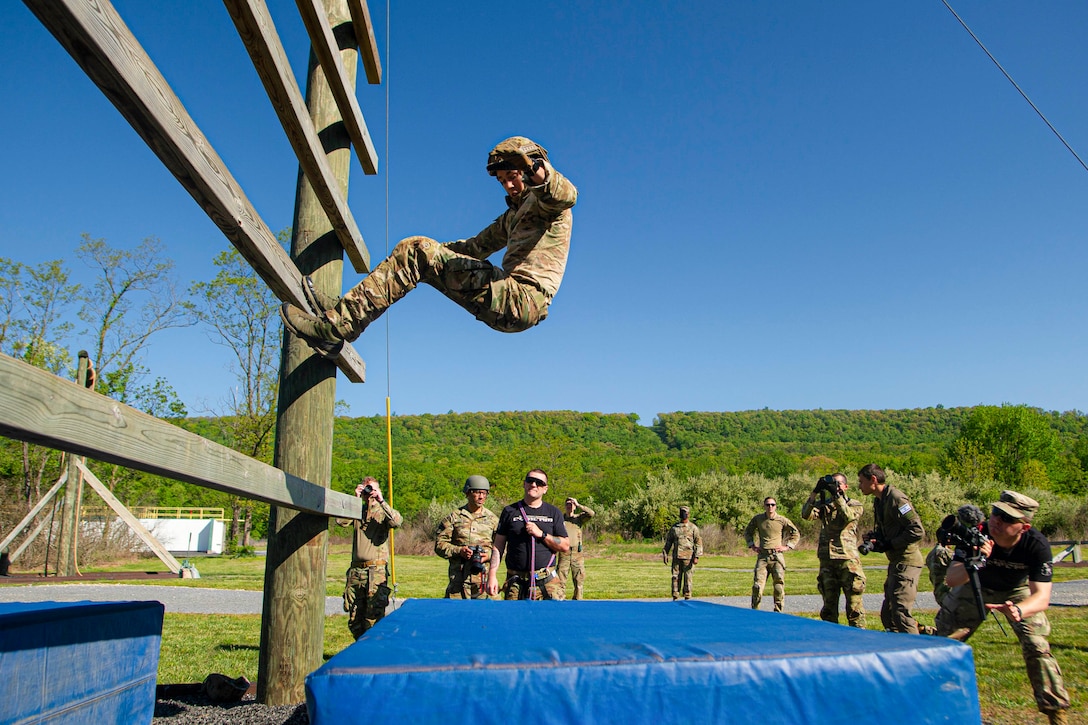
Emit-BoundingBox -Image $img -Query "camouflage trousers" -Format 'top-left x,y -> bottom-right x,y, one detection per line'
343,564 -> 391,639
935,583 -> 1070,714
881,559 -> 921,633
502,568 -> 564,600
817,557 -> 866,628
445,560 -> 490,600
752,551 -> 786,611
329,236 -> 550,341
671,559 -> 695,599
556,550 -> 586,600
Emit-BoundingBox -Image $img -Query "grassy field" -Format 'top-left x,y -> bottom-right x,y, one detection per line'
7,544 -> 1087,722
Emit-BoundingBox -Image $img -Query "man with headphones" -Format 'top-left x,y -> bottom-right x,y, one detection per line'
280,136 -> 578,358
434,475 -> 500,599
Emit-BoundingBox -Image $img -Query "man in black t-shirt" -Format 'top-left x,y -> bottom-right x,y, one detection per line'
487,468 -> 570,600
935,491 -> 1070,725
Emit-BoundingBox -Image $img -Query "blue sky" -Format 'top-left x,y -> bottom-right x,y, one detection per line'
3,1 -> 1086,425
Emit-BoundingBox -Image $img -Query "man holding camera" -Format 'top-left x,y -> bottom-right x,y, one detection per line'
340,477 -> 402,638
857,463 -> 925,634
557,497 -> 595,600
435,475 -> 500,599
744,497 -> 800,612
487,469 -> 570,600
802,473 -> 866,627
935,491 -> 1071,725
663,506 -> 703,600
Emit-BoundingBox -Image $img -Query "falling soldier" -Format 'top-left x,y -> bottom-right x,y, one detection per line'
280,136 -> 578,357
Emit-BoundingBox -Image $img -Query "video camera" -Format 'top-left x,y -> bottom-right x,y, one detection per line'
937,505 -> 990,562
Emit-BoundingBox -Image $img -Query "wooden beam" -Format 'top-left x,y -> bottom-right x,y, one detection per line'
347,0 -> 382,84
22,0 -> 366,383
295,0 -> 379,174
224,0 -> 372,273
77,461 -> 183,574
0,471 -> 67,554
0,353 -> 363,520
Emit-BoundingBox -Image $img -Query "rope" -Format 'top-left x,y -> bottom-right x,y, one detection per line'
940,0 -> 1088,175
380,0 -> 398,604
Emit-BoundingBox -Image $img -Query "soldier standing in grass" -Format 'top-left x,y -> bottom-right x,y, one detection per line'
556,497 -> 595,600
338,476 -> 402,639
435,475 -> 499,599
935,491 -> 1071,725
280,136 -> 578,358
745,497 -> 800,612
857,463 -> 925,634
802,473 -> 866,627
663,506 -> 703,600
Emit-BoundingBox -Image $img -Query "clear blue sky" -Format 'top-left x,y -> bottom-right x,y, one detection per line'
3,1 -> 1087,425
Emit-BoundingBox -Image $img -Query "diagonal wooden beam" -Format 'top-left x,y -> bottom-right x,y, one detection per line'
23,0 -> 366,382
224,0 -> 372,273
347,0 -> 382,84
295,0 -> 378,174
0,471 -> 68,554
0,353 -> 363,520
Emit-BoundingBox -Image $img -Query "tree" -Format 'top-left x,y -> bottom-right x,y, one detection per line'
190,245 -> 282,548
945,404 -> 1061,488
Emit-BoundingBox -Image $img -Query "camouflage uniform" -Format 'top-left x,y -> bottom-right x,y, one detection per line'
744,512 -> 801,612
802,492 -> 866,627
663,519 -> 703,600
435,505 -> 499,599
926,543 -> 954,607
556,505 -> 595,600
935,525 -> 1070,718
873,485 -> 925,633
339,498 -> 402,639
324,157 -> 577,341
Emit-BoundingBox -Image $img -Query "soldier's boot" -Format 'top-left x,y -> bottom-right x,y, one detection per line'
773,599 -> 784,613
751,587 -> 762,610
280,303 -> 345,359
918,624 -> 937,635
946,627 -> 972,642
1046,709 -> 1068,725
302,275 -> 341,315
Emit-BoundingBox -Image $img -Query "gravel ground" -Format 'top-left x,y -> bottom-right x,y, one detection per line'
3,580 -> 1085,725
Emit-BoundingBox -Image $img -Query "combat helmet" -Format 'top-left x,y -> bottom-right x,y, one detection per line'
463,475 -> 491,494
486,136 -> 548,175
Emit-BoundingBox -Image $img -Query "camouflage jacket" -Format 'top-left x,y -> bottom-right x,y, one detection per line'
802,493 -> 863,560
444,161 -> 577,299
874,485 -> 925,567
563,506 -> 595,553
663,521 -> 703,562
434,505 -> 500,559
744,513 -> 800,552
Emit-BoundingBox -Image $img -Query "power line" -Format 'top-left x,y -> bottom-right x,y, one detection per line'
941,0 -> 1088,176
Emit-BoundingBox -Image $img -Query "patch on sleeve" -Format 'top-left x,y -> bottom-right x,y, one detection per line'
1041,562 -> 1053,578
898,502 -> 913,515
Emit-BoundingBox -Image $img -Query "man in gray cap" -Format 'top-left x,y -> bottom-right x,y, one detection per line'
663,506 -> 703,600
280,136 -> 578,358
935,491 -> 1071,725
435,475 -> 500,599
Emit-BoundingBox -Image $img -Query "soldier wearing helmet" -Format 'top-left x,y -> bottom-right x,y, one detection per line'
435,475 -> 500,599
280,136 -> 578,358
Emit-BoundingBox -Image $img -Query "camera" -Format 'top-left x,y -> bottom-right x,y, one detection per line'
361,483 -> 376,497
937,505 -> 989,562
814,475 -> 840,496
857,530 -> 885,556
469,545 -> 487,575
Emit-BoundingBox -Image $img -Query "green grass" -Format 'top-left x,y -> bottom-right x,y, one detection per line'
8,544 -> 1086,721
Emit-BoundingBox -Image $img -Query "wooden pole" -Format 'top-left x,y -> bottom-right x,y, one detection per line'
258,0 -> 359,704
57,351 -> 91,576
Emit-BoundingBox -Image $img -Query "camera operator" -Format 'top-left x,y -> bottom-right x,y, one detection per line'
857,463 -> 925,634
801,473 -> 866,627
934,491 -> 1071,725
435,475 -> 499,599
337,476 -> 402,639
557,497 -> 596,600
744,496 -> 800,612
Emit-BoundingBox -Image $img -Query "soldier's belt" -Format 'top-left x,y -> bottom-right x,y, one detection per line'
356,558 -> 386,568
507,567 -> 552,578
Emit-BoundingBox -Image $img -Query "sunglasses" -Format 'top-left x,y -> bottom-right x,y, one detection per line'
524,477 -> 547,488
992,507 -> 1020,524
765,503 -> 777,507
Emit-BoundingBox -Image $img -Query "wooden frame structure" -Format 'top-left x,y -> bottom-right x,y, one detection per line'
12,0 -> 384,704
